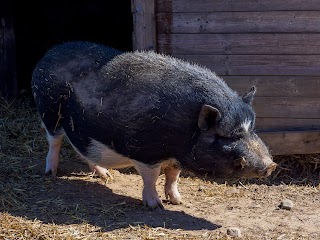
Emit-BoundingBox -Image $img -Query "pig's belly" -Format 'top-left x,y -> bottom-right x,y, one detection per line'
85,139 -> 134,169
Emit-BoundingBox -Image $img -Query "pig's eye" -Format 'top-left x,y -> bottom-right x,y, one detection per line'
215,134 -> 232,141
231,127 -> 251,138
215,133 -> 226,139
233,131 -> 245,138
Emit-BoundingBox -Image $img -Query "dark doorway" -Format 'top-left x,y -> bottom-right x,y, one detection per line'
13,0 -> 133,97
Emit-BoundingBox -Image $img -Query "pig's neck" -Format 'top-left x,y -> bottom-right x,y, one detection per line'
178,130 -> 202,169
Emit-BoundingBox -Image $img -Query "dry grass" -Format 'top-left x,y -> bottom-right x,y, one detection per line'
0,97 -> 319,239
0,97 -> 73,210
1,98 -> 40,210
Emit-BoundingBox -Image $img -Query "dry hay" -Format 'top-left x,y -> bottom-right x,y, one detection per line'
270,154 -> 320,184
1,97 -> 320,239
0,97 -> 76,211
1,211 -> 203,240
0,97 -> 41,210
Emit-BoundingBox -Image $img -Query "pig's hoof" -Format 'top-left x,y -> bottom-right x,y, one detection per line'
96,168 -> 113,180
165,185 -> 182,205
165,190 -> 182,205
45,169 -> 57,178
142,191 -> 164,210
143,197 -> 164,210
89,164 -> 113,180
144,200 -> 164,210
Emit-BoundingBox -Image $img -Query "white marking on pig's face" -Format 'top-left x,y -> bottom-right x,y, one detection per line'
241,118 -> 252,133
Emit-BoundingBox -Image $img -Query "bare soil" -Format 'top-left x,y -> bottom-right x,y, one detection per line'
1,98 -> 320,239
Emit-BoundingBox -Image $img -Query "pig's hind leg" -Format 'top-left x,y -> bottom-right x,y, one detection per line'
131,160 -> 163,209
162,159 -> 182,205
87,162 -> 113,180
44,130 -> 64,177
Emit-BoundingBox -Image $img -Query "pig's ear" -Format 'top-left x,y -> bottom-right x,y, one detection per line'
242,86 -> 256,105
198,105 -> 221,131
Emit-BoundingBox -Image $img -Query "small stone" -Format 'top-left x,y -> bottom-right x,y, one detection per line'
227,227 -> 242,238
280,199 -> 293,210
224,187 -> 240,196
184,203 -> 192,208
249,204 -> 261,209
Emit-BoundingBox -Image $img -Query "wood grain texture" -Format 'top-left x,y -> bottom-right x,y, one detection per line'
252,97 -> 320,119
132,0 -> 156,50
157,12 -> 320,34
255,118 -> 320,132
223,76 -> 320,98
0,16 -> 17,99
157,0 -> 320,13
258,130 -> 320,155
158,33 -> 320,55
175,54 -> 320,76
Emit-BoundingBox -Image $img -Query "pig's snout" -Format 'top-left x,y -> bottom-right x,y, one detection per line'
236,156 -> 277,178
258,162 -> 278,178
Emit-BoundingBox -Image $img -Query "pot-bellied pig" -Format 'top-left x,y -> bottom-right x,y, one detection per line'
32,41 -> 277,209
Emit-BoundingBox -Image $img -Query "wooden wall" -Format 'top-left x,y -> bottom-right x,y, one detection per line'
155,0 -> 320,155
0,2 -> 17,99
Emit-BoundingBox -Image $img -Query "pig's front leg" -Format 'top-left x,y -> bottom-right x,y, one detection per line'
162,159 -> 182,205
132,161 -> 163,209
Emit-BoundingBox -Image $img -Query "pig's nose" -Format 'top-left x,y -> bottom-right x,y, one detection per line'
267,162 -> 277,175
258,162 -> 277,177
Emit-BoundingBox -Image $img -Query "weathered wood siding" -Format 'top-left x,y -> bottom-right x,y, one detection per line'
156,0 -> 320,155
0,14 -> 17,99
132,0 -> 156,50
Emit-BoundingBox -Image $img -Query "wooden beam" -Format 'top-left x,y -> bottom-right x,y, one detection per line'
131,0 -> 156,51
223,76 -> 320,98
157,12 -> 320,34
258,130 -> 320,155
256,118 -> 320,132
158,33 -> 320,55
252,97 -> 320,119
157,0 -> 320,12
175,54 -> 320,76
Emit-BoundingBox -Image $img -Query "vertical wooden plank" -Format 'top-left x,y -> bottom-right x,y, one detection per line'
131,0 -> 156,51
0,15 -> 17,99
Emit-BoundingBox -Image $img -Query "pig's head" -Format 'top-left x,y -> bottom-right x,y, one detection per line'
188,87 -> 277,179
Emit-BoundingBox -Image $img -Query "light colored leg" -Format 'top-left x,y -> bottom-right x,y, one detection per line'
132,160 -> 163,209
162,160 -> 182,205
88,161 -> 113,180
45,133 -> 64,177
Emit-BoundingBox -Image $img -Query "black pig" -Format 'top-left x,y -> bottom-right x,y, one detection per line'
32,41 -> 277,209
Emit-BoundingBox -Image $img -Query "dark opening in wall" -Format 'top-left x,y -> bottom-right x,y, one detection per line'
13,0 -> 133,97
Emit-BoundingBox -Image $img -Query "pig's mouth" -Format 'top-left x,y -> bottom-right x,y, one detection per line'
233,155 -> 278,179
257,162 -> 278,178
216,160 -> 278,179
239,162 -> 278,179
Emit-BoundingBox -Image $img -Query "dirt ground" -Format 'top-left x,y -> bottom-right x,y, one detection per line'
1,98 -> 320,240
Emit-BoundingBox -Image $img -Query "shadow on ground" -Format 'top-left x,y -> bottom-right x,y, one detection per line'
1,158 -> 220,232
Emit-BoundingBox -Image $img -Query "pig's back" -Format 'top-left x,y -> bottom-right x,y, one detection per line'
32,41 -> 121,89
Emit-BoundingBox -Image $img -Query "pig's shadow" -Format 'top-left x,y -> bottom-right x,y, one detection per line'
10,168 -> 220,232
